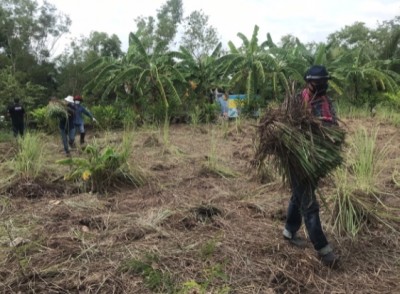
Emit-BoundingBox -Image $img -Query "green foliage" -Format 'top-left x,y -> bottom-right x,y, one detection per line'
179,263 -> 230,294
240,96 -> 261,118
56,134 -> 145,193
200,239 -> 218,259
332,127 -> 399,236
335,100 -> 370,119
30,107 -> 48,129
0,0 -> 70,101
119,254 -> 175,293
201,103 -> 219,123
0,130 -> 13,142
90,105 -> 120,130
189,105 -> 202,126
375,104 -> 400,126
30,106 -> 58,132
1,0 -> 399,129
0,67 -> 23,113
181,10 -> 220,59
383,91 -> 400,109
90,105 -> 138,130
0,67 -> 48,116
13,132 -> 45,180
350,128 -> 390,193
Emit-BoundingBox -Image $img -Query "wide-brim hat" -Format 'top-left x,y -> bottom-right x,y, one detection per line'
304,65 -> 330,81
64,95 -> 74,103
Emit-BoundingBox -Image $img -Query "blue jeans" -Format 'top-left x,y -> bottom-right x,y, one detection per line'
72,123 -> 85,135
60,126 -> 75,153
285,175 -> 329,251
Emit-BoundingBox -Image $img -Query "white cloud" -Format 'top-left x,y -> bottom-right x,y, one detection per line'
45,0 -> 400,54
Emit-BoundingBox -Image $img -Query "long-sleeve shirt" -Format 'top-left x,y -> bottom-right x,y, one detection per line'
300,88 -> 337,125
73,104 -> 94,125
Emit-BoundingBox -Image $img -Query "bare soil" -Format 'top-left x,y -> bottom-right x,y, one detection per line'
0,118 -> 399,293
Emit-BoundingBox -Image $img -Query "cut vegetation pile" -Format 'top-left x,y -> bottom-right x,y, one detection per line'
254,93 -> 346,186
46,99 -> 68,120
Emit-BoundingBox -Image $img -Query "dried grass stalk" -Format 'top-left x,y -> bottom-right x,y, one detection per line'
47,99 -> 68,120
254,91 -> 346,186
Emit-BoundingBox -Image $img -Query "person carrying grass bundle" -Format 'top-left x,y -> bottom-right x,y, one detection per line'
282,65 -> 340,267
254,65 -> 344,268
48,96 -> 75,156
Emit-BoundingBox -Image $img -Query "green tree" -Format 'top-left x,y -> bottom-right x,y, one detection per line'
133,0 -> 183,53
327,22 -> 371,49
181,10 -> 220,60
0,0 -> 70,106
332,42 -> 399,107
0,66 -> 46,115
174,43 -> 225,113
85,32 -> 185,141
0,0 -> 70,70
85,31 -> 122,59
55,32 -> 122,97
218,25 -> 271,111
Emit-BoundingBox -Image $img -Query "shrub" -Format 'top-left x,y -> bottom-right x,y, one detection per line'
13,132 -> 45,180
331,127 -> 399,237
57,133 -> 145,193
90,105 -> 138,130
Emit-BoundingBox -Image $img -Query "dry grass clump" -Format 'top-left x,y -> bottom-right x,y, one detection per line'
46,99 -> 68,120
254,92 -> 346,187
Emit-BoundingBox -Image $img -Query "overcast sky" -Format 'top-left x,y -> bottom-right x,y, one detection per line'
47,0 -> 400,53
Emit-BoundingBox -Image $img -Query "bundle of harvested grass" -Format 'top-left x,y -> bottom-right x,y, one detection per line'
47,99 -> 68,120
254,90 -> 346,186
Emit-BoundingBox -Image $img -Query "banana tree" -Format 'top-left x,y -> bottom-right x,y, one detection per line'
218,25 -> 268,101
174,43 -> 226,102
331,42 -> 399,107
85,32 -> 185,142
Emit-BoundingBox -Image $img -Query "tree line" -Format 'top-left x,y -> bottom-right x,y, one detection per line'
0,0 -> 399,124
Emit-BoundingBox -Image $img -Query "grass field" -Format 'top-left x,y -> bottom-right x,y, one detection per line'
0,116 -> 399,293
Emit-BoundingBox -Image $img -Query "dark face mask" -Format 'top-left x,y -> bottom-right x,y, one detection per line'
309,79 -> 329,95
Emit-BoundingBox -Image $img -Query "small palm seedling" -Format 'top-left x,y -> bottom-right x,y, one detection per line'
189,105 -> 202,127
57,133 -> 146,193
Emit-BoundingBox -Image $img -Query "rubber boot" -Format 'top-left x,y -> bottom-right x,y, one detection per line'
80,132 -> 85,145
283,229 -> 307,248
69,139 -> 76,148
318,245 -> 339,268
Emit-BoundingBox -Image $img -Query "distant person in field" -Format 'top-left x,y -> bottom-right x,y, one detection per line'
59,96 -> 76,155
283,65 -> 339,268
215,88 -> 228,118
8,98 -> 25,137
71,95 -> 96,146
